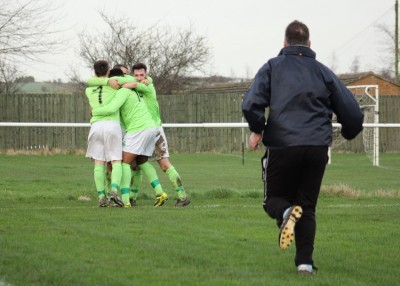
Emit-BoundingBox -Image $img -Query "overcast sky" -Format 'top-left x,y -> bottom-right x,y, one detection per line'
21,0 -> 396,82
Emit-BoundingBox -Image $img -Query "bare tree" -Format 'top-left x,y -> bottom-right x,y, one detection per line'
349,56 -> 361,73
78,12 -> 211,94
0,0 -> 62,62
0,0 -> 63,94
329,52 -> 339,73
375,23 -> 396,79
65,64 -> 87,95
0,58 -> 20,94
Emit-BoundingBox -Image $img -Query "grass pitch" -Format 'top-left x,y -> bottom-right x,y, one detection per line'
0,152 -> 399,286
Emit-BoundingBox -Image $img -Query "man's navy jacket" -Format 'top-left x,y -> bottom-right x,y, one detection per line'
242,45 -> 364,148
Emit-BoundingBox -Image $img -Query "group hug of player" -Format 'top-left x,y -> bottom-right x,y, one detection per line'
85,61 -> 190,208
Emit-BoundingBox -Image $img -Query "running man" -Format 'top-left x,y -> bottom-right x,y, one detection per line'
242,20 -> 364,275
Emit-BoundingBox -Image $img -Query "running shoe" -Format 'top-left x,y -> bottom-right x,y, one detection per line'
279,205 -> 302,250
154,192 -> 168,207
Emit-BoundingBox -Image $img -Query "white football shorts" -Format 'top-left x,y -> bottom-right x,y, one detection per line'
123,127 -> 158,156
86,120 -> 123,162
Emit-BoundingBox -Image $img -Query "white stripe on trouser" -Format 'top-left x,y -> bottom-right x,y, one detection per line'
262,149 -> 269,208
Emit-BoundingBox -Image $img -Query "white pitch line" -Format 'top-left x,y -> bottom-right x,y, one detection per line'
0,204 -> 263,210
326,203 -> 400,208
217,153 -> 261,162
2,202 -> 399,211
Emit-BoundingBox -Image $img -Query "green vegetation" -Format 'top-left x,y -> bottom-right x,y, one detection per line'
0,152 -> 399,285
16,82 -> 73,94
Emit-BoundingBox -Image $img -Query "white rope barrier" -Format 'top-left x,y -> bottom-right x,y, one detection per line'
0,122 -> 400,128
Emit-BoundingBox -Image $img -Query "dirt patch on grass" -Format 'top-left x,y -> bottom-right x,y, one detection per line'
2,148 -> 85,155
321,183 -> 361,197
321,183 -> 400,197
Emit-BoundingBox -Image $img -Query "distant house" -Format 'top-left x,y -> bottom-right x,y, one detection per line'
190,71 -> 400,97
191,80 -> 252,95
338,72 -> 400,96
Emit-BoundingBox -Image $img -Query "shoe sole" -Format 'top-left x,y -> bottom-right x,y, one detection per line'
279,206 -> 302,250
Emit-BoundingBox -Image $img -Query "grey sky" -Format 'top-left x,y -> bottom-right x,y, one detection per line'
22,0 -> 396,82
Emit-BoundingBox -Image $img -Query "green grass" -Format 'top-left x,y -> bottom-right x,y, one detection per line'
0,152 -> 399,286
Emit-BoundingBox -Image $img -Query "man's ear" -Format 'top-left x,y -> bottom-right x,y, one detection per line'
283,41 -> 287,48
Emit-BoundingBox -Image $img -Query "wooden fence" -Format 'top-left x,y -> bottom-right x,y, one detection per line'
0,93 -> 89,151
0,93 -> 399,152
157,93 -> 246,152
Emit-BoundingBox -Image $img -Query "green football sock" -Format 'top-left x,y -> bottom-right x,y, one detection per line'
104,170 -> 112,194
111,162 -> 122,192
139,162 -> 163,196
94,164 -> 105,198
121,163 -> 132,189
130,189 -> 139,200
130,170 -> 142,199
121,163 -> 132,205
121,188 -> 130,205
166,165 -> 187,199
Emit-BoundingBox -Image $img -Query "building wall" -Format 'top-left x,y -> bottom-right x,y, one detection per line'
348,75 -> 400,96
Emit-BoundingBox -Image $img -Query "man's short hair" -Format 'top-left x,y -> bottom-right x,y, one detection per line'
94,60 -> 109,77
113,64 -> 128,71
132,63 -> 147,72
285,20 -> 309,46
109,68 -> 124,77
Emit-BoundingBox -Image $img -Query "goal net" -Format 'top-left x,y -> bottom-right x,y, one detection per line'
331,85 -> 379,166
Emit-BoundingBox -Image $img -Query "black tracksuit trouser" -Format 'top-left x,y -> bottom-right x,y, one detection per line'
262,146 -> 328,266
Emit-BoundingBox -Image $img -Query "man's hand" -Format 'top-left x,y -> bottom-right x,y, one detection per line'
141,79 -> 150,85
249,132 -> 262,150
121,82 -> 138,89
108,78 -> 119,90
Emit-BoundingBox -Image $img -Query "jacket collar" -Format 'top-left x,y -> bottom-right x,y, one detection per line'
278,45 -> 316,59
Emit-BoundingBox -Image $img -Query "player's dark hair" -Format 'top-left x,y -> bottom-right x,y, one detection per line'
113,64 -> 128,71
285,20 -> 309,46
131,62 -> 147,72
109,68 -> 124,77
93,60 -> 109,77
